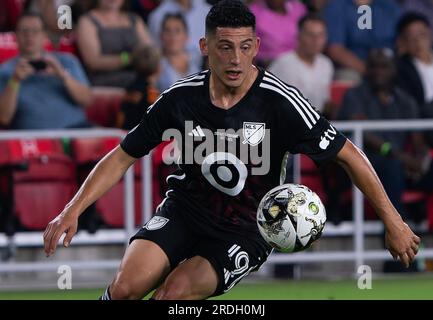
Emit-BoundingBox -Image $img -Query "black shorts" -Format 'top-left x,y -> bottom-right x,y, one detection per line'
130,199 -> 272,296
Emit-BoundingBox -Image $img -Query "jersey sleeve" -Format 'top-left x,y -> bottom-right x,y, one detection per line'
120,92 -> 174,158
279,87 -> 347,166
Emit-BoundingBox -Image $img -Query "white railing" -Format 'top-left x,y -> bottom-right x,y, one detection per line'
1,121 -> 433,275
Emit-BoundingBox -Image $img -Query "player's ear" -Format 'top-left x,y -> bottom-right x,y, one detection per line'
253,36 -> 261,57
199,37 -> 208,56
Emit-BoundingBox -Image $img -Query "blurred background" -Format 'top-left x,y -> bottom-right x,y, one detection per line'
1,0 -> 433,299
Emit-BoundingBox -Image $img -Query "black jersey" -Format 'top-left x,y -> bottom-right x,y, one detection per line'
121,68 -> 346,244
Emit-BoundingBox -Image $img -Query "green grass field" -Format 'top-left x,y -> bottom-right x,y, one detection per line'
1,276 -> 433,300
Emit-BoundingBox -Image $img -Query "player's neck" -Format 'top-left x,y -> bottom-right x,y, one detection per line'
209,66 -> 258,110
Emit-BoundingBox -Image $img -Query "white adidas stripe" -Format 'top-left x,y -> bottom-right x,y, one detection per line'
259,82 -> 314,129
196,126 -> 205,137
146,94 -> 163,114
263,76 -> 318,125
172,73 -> 206,87
188,126 -> 206,137
147,73 -> 206,114
265,71 -> 320,121
163,80 -> 204,94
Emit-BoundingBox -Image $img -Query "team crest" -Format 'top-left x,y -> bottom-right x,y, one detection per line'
242,122 -> 266,146
144,216 -> 169,230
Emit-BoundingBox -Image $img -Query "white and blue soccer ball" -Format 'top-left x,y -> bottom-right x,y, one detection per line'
257,183 -> 326,253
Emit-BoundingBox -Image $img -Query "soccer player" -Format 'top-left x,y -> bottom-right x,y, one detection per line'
43,0 -> 420,300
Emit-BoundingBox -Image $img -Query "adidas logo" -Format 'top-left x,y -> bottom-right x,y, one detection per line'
188,125 -> 206,137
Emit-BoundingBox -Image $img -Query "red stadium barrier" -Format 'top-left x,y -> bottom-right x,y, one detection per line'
71,137 -> 170,227
85,88 -> 125,127
14,157 -> 77,230
0,139 -> 77,230
330,81 -> 355,108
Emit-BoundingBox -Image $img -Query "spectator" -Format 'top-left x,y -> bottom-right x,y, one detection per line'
131,0 -> 162,23
324,0 -> 402,82
0,12 -> 92,129
396,12 -> 433,107
303,0 -> 329,13
269,14 -> 334,116
24,0 -> 71,35
76,0 -> 153,88
116,45 -> 161,130
396,12 -> 433,150
148,0 -> 210,53
402,0 -> 433,40
157,13 -> 202,92
250,0 -> 307,67
338,48 -> 429,216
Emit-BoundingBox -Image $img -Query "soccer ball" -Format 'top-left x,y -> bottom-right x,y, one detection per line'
257,183 -> 326,253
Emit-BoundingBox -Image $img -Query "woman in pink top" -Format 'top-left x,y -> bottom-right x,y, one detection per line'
250,0 -> 307,67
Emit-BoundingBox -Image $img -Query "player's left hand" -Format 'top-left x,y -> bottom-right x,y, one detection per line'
43,210 -> 78,257
385,219 -> 421,268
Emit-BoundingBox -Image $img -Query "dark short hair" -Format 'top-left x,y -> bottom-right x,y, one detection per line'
298,13 -> 326,31
161,13 -> 188,33
16,12 -> 46,30
397,12 -> 430,36
205,0 -> 255,35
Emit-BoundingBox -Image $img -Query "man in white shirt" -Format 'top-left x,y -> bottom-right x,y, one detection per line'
269,13 -> 334,115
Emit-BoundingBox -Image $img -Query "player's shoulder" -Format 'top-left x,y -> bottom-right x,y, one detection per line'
259,70 -> 306,107
259,70 -> 321,128
161,70 -> 208,98
146,71 -> 208,114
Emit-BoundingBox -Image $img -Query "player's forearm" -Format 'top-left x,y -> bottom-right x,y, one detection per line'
335,140 -> 403,227
0,80 -> 19,125
64,146 -> 136,218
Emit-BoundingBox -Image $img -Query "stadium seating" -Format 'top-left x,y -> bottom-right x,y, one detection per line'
0,32 -> 19,64
71,137 -> 170,228
85,87 -> 125,127
0,139 -> 77,231
299,154 -> 327,203
330,80 -> 355,108
57,33 -> 78,56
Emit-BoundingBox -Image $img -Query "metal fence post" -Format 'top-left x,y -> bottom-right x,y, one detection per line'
352,127 -> 365,272
123,166 -> 135,246
142,154 -> 153,226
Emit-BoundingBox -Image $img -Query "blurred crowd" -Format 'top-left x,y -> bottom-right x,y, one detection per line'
2,0 -> 433,226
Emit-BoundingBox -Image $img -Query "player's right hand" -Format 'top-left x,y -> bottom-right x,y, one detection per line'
43,211 -> 78,257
